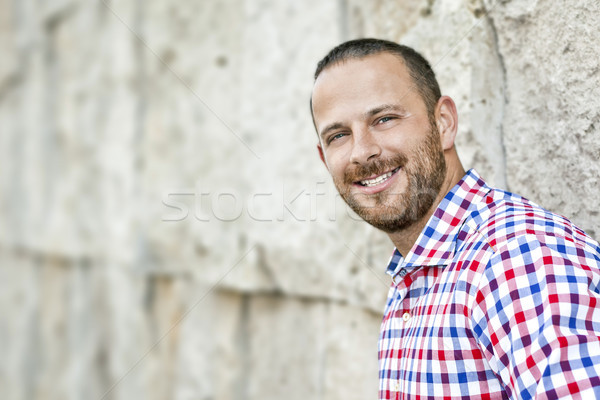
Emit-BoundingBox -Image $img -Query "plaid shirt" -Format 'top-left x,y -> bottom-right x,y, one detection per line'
379,169 -> 600,399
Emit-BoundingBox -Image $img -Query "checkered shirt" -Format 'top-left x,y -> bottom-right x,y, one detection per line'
379,169 -> 600,399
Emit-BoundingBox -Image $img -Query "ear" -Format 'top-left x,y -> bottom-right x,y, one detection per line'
434,96 -> 458,151
317,143 -> 328,168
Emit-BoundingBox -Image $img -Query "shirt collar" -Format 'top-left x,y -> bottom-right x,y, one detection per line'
386,169 -> 491,276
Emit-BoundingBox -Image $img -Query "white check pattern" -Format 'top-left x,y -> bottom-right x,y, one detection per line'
379,169 -> 600,399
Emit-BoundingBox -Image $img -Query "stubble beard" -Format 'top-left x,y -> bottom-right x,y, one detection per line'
334,126 -> 447,233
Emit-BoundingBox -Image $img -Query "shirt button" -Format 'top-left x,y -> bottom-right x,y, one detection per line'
392,381 -> 400,391
402,312 -> 411,322
392,269 -> 407,285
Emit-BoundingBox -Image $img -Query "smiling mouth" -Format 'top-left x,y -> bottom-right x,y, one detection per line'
356,167 -> 401,187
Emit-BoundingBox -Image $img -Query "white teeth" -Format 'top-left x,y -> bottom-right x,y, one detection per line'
360,171 -> 394,187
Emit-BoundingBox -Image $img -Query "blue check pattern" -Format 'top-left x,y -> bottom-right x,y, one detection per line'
379,169 -> 600,399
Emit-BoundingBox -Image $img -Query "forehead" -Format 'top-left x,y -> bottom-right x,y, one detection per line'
311,53 -> 423,128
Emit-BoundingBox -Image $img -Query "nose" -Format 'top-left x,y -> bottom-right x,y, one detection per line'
349,130 -> 381,164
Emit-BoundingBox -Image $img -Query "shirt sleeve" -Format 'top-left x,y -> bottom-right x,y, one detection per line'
470,233 -> 600,399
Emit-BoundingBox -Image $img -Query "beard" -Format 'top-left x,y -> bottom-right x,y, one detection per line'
333,125 -> 447,233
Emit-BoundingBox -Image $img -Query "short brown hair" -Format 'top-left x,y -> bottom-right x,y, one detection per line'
313,38 -> 441,117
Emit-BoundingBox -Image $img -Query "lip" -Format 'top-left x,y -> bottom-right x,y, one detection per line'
352,167 -> 401,195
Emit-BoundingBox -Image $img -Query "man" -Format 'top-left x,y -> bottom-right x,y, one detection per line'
310,38 -> 600,399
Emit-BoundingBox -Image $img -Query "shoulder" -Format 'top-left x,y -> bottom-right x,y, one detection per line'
470,187 -> 600,261
460,187 -> 600,301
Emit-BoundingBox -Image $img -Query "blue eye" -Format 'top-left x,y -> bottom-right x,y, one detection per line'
329,132 -> 347,143
378,116 -> 393,123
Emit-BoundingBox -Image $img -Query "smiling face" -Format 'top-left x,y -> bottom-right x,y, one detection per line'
312,52 -> 447,233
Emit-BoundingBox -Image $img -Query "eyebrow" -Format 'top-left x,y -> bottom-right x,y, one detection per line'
318,104 -> 407,139
319,122 -> 345,139
366,104 -> 406,117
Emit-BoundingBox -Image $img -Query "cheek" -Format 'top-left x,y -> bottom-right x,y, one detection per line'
329,161 -> 346,179
323,148 -> 347,175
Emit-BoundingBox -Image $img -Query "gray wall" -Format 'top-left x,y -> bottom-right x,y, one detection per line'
1,0 -> 599,399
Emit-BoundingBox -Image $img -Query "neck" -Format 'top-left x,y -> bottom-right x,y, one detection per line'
388,158 -> 465,257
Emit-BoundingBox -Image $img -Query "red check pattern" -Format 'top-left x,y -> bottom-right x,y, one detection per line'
379,169 -> 600,399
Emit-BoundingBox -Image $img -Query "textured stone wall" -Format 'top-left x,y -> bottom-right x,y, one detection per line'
1,0 -> 598,399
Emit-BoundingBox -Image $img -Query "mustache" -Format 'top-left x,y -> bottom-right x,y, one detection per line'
343,154 -> 408,184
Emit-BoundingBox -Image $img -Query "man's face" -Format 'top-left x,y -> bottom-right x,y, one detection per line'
311,52 -> 446,233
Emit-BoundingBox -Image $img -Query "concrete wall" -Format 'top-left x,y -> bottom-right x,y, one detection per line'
1,0 -> 599,399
